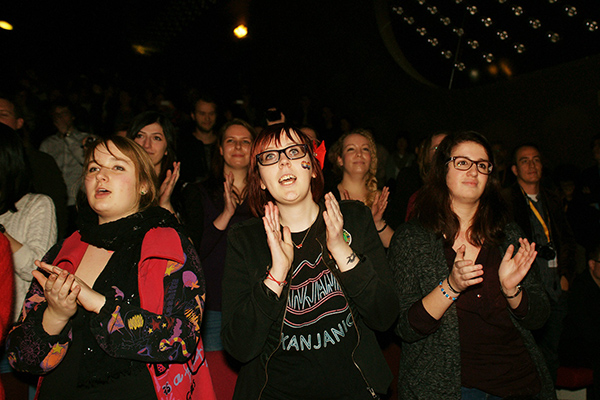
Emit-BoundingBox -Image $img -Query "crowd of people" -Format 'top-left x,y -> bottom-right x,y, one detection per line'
0,78 -> 599,400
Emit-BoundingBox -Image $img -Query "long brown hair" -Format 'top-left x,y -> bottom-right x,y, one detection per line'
414,131 -> 509,247
247,123 -> 324,217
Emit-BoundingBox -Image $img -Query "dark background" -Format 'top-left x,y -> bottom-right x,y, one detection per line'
2,0 -> 599,169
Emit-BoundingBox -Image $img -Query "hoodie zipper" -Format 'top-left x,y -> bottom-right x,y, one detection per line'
318,237 -> 378,399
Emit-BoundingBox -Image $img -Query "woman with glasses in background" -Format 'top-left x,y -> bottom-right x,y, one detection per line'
388,131 -> 555,399
221,123 -> 398,400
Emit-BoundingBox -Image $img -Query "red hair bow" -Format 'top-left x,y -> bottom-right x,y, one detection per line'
313,140 -> 326,170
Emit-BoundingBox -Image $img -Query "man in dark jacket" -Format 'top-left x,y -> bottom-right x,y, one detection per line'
503,143 -> 576,383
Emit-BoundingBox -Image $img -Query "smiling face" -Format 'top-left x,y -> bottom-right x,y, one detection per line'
84,141 -> 148,224
338,133 -> 372,177
446,141 -> 490,207
133,122 -> 168,171
220,124 -> 253,170
258,131 -> 316,207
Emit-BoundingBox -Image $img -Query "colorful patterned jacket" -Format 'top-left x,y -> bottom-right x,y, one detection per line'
6,228 -> 216,400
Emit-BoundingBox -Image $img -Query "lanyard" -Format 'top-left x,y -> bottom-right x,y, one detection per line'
520,186 -> 551,243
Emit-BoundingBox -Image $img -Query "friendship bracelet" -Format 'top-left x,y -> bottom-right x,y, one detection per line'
377,223 -> 388,233
446,277 -> 462,295
439,281 -> 458,301
501,284 -> 522,299
266,271 -> 287,287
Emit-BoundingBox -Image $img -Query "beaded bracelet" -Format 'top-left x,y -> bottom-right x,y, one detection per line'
446,277 -> 462,295
439,281 -> 458,301
266,271 -> 287,287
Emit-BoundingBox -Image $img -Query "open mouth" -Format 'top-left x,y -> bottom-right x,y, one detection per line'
278,174 -> 297,185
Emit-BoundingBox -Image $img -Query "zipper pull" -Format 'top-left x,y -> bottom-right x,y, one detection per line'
367,386 -> 378,399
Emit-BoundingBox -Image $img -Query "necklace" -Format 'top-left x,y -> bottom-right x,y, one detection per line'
291,212 -> 319,249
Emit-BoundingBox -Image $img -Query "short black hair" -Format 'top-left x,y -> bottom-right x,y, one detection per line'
0,124 -> 32,214
126,111 -> 177,183
190,93 -> 218,113
511,142 -> 541,167
587,240 -> 600,261
49,98 -> 73,115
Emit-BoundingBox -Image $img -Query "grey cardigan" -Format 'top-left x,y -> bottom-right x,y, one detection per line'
388,220 -> 556,400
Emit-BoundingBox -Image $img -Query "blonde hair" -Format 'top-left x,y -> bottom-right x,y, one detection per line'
83,136 -> 159,212
329,128 -> 379,207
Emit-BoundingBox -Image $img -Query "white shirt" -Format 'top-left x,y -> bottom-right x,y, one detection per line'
0,193 -> 57,321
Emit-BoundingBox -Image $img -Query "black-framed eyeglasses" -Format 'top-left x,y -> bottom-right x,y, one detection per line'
446,156 -> 493,175
256,144 -> 309,166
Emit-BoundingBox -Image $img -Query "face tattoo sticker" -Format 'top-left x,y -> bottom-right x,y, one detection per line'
301,160 -> 311,170
342,229 -> 352,245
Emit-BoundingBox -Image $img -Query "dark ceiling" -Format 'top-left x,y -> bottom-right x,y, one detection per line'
3,0 -> 599,92
378,0 -> 600,88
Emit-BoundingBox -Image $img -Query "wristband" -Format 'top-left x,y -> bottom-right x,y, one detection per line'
377,223 -> 387,233
501,284 -> 522,299
446,277 -> 462,294
266,271 -> 287,287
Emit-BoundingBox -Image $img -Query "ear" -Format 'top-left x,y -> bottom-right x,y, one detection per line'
140,183 -> 149,195
260,178 -> 266,190
190,111 -> 196,121
589,259 -> 596,271
337,156 -> 343,167
511,165 -> 518,177
219,146 -> 224,157
16,118 -> 24,130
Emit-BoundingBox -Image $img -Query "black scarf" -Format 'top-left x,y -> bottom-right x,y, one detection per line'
45,205 -> 181,390
77,202 -> 179,251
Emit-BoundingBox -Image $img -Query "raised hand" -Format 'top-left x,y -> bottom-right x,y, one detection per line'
213,172 -> 240,230
448,245 -> 484,293
159,162 -> 181,213
371,186 -> 389,227
223,172 -> 239,217
323,192 -> 348,254
498,238 -> 537,296
263,202 -> 294,282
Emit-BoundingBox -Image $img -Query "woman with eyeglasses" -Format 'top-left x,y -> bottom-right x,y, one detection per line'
221,123 -> 398,400
388,131 -> 555,399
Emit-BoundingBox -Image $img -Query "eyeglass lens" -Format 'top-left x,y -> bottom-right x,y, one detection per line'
257,144 -> 307,165
452,157 -> 493,174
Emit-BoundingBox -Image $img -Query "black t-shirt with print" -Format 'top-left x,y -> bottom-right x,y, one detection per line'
261,217 -> 373,400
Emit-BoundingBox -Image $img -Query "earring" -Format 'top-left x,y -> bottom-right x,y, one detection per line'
141,190 -> 146,195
